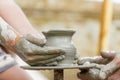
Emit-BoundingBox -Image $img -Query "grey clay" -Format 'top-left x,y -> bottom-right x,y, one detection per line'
43,30 -> 76,66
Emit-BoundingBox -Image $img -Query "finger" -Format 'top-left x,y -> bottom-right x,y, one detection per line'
28,55 -> 65,66
26,54 -> 62,61
30,55 -> 65,66
43,47 -> 65,55
25,34 -> 46,46
28,47 -> 65,55
45,62 -> 58,66
16,39 -> 65,55
27,45 -> 65,55
101,50 -> 116,60
77,56 -> 108,65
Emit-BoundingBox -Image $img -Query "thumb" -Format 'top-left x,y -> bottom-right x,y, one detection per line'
24,34 -> 46,46
101,50 -> 116,60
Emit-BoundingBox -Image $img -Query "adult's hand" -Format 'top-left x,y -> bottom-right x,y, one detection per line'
78,66 -> 120,80
0,17 -> 65,66
77,51 -> 120,80
15,34 -> 65,66
98,51 -> 120,80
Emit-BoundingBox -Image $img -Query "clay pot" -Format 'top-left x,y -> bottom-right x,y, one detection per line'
43,30 -> 76,66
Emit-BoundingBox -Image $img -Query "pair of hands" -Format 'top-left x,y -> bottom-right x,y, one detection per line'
77,51 -> 120,80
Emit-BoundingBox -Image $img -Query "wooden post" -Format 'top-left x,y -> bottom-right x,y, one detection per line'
98,0 -> 113,55
54,69 -> 64,80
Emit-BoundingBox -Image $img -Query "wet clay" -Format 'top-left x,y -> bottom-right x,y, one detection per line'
43,30 -> 76,66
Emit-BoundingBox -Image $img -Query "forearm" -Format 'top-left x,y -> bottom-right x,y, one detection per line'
0,0 -> 39,34
0,17 -> 20,51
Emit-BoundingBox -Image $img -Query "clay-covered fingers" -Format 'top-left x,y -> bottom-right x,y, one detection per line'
27,55 -> 65,66
77,56 -> 108,65
26,46 -> 65,55
41,47 -> 65,55
77,51 -> 117,65
16,38 -> 65,55
25,54 -> 62,61
24,34 -> 46,46
43,55 -> 65,66
15,38 -> 65,66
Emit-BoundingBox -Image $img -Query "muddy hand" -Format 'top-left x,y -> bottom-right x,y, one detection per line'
77,51 -> 120,80
0,18 -> 65,66
99,51 -> 120,80
77,51 -> 118,80
78,51 -> 120,80
16,38 -> 65,66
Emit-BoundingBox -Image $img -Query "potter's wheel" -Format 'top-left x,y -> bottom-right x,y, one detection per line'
21,64 -> 99,70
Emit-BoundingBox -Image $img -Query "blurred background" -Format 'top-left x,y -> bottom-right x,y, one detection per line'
14,0 -> 120,80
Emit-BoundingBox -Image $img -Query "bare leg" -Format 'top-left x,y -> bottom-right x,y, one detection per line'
0,65 -> 33,80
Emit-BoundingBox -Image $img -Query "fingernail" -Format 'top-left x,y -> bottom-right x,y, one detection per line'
99,72 -> 106,80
